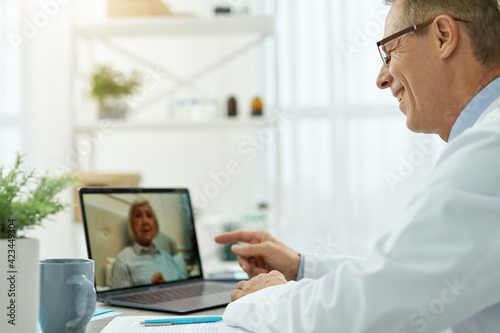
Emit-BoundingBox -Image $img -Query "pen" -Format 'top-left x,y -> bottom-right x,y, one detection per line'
140,316 -> 223,326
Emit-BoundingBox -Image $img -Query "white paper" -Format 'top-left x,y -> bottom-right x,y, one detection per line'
101,316 -> 249,333
90,311 -> 122,321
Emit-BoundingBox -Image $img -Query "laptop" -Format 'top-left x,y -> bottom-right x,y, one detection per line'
79,187 -> 237,313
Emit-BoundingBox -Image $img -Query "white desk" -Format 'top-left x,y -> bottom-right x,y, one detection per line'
86,302 -> 226,332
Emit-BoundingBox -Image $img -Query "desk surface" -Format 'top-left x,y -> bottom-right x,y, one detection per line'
86,302 -> 226,332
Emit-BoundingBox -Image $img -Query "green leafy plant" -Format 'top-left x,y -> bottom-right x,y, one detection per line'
90,65 -> 142,109
0,153 -> 78,238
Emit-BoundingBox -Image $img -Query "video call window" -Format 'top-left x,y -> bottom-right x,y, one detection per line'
81,191 -> 201,291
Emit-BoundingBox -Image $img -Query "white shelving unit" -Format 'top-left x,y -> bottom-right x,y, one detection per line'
75,118 -> 272,132
71,14 -> 279,134
74,16 -> 274,37
71,12 -> 281,228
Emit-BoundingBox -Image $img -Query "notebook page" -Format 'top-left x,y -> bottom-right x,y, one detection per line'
101,316 -> 249,333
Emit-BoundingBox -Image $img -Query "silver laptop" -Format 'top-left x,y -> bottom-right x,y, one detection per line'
79,187 -> 236,313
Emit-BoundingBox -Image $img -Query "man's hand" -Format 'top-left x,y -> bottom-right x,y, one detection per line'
214,230 -> 300,281
231,270 -> 287,301
151,272 -> 165,284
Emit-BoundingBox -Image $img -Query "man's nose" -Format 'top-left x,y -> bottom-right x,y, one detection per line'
376,64 -> 392,90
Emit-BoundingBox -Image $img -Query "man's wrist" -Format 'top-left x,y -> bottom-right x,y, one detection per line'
296,253 -> 305,280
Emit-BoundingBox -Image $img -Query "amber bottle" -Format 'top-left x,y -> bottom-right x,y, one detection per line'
251,96 -> 263,116
227,96 -> 237,117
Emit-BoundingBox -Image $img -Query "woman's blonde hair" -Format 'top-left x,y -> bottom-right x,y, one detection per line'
127,200 -> 160,240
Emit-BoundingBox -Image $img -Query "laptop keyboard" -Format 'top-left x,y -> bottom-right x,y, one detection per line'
111,282 -> 233,304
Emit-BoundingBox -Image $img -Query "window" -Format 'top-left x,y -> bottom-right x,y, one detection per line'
275,0 -> 445,255
0,0 -> 22,162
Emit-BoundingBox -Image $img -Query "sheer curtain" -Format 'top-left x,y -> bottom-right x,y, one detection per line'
273,0 -> 446,256
0,0 -> 84,258
0,0 -> 23,162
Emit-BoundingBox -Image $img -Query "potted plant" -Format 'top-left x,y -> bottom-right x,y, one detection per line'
90,65 -> 142,119
0,153 -> 77,333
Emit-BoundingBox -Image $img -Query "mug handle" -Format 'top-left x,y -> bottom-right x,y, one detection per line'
65,274 -> 96,332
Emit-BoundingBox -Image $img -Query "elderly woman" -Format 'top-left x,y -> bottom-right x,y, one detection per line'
111,200 -> 187,289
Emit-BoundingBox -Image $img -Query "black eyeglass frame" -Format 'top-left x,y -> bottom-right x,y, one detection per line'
376,17 -> 472,67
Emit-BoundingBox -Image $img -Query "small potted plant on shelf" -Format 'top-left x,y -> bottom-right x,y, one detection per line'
0,153 -> 77,332
90,65 -> 142,119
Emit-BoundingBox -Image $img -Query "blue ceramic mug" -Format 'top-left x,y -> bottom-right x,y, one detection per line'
39,259 -> 96,333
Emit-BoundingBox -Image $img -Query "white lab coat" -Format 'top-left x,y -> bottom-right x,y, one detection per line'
223,96 -> 500,333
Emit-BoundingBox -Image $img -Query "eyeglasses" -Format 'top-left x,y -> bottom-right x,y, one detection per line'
377,17 -> 472,68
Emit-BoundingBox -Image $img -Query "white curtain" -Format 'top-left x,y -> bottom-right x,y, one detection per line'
0,0 -> 23,162
273,0 -> 446,256
0,0 -> 85,259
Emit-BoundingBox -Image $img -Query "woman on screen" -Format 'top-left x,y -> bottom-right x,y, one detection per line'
112,200 -> 188,288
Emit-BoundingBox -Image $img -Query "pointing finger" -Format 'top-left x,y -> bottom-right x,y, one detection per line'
231,242 -> 272,257
215,230 -> 270,245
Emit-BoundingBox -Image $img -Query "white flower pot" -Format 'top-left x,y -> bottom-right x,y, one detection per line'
0,237 -> 40,333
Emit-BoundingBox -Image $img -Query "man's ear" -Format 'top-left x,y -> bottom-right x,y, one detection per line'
432,15 -> 459,60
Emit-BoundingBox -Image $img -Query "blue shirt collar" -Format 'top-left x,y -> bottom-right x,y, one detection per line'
133,242 -> 159,255
448,77 -> 500,141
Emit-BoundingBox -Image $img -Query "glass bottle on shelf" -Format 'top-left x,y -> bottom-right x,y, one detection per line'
251,96 -> 263,116
227,96 -> 237,117
172,98 -> 187,122
190,98 -> 202,122
206,99 -> 219,120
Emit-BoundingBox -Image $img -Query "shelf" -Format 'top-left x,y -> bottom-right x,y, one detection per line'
75,118 -> 272,132
74,16 -> 274,38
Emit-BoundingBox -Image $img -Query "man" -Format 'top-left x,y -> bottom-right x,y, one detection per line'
215,0 -> 500,332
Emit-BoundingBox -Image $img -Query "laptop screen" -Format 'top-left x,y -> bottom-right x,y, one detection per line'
79,188 -> 202,292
